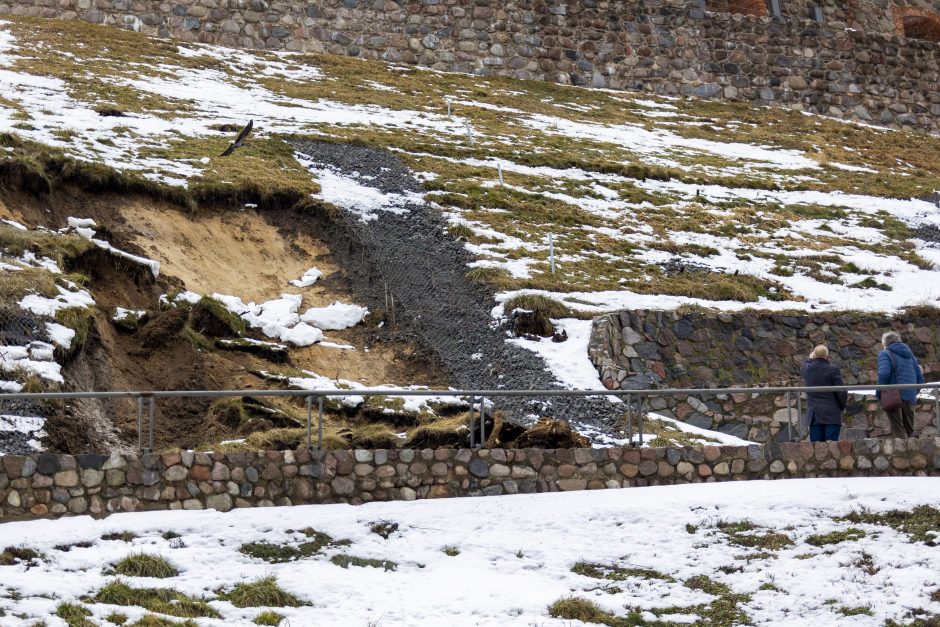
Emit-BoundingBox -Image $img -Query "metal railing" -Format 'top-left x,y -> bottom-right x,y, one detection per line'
1,381 -> 938,452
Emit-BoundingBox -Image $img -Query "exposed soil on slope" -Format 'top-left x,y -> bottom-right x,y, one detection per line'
0,183 -> 446,452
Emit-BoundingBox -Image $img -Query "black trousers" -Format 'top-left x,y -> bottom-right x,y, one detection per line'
885,402 -> 915,438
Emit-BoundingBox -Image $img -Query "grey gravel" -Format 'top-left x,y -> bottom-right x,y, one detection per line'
290,140 -> 622,434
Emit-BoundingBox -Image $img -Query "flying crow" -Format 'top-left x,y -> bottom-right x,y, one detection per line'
219,120 -> 253,157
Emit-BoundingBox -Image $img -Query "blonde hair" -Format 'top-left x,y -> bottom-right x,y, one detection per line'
811,345 -> 829,359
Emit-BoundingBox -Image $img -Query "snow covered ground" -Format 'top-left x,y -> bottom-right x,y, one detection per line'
0,478 -> 937,626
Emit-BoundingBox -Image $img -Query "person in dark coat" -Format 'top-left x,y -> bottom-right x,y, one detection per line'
876,331 -> 924,438
800,345 -> 848,442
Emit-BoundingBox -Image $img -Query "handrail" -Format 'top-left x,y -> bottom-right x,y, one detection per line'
3,381 -> 937,453
0,380 -> 937,401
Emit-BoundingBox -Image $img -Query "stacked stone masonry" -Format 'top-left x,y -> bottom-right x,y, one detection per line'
3,0 -> 940,129
589,308 -> 940,442
0,438 -> 937,521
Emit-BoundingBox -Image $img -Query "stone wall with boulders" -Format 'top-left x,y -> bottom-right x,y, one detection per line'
0,437 -> 937,521
3,0 -> 940,130
589,308 -> 940,442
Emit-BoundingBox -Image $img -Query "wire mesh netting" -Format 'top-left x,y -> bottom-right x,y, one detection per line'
291,140 -> 624,432
0,305 -> 53,454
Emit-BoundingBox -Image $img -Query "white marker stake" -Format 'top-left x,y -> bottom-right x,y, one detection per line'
497,162 -> 504,185
446,98 -> 452,118
465,122 -> 472,144
549,233 -> 555,274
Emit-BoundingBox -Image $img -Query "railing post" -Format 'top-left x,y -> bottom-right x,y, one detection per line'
136,396 -> 143,453
468,396 -> 476,448
934,388 -> 939,436
317,396 -> 324,451
626,394 -> 633,446
479,396 -> 486,446
306,395 -> 312,450
785,390 -> 793,442
637,397 -> 644,446
796,389 -> 802,441
148,397 -> 155,452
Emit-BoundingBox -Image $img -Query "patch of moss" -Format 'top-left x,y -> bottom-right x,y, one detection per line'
330,554 -> 397,571
716,520 -> 793,551
572,562 -> 676,583
806,528 -> 866,547
191,295 -> 246,337
838,506 -> 940,546
838,606 -> 874,617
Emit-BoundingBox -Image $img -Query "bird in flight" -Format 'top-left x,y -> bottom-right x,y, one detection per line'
219,120 -> 253,156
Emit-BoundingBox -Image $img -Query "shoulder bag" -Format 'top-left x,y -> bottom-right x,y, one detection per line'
880,351 -> 902,411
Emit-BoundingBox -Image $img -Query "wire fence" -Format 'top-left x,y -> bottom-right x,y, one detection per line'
1,381 -> 938,453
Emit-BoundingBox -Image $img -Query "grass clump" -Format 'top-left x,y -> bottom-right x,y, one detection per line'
90,581 -> 220,618
347,422 -> 403,448
330,554 -> 398,571
239,542 -> 302,564
806,528 -> 866,547
105,613 -> 128,625
0,224 -> 93,264
443,546 -> 460,556
0,546 -> 42,566
502,293 -> 574,319
572,561 -> 676,582
128,617 -> 199,627
55,306 -> 93,352
716,520 -> 793,550
838,606 -> 874,617
161,531 -> 181,541
465,266 -> 516,289
547,597 -> 644,626
838,505 -> 940,546
649,575 -> 753,625
404,414 -> 472,448
241,529 -> 350,562
252,611 -> 284,626
108,553 -> 179,578
190,295 -> 246,337
55,602 -> 95,627
101,531 -> 137,543
218,576 -> 306,608
0,267 -> 58,301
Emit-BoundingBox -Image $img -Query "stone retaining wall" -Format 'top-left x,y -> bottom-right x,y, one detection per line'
3,0 -> 940,130
0,437 -> 937,521
589,308 -> 940,442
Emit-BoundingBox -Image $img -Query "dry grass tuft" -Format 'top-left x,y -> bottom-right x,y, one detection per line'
218,576 -> 307,608
108,553 -> 179,578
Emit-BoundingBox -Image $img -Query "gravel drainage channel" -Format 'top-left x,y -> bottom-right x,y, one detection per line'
289,140 -> 622,436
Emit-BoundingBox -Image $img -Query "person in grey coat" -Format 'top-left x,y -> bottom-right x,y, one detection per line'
800,345 -> 848,442
876,331 -> 925,438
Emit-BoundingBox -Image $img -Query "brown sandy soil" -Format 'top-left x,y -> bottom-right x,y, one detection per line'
0,186 -> 446,452
120,205 -> 337,303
